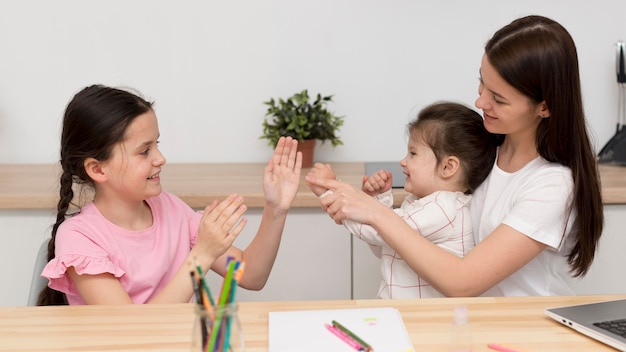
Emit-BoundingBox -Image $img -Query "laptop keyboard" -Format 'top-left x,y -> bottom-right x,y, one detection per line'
594,319 -> 626,338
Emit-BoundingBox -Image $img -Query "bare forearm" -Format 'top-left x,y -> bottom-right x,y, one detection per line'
237,206 -> 287,290
147,254 -> 208,304
378,213 -> 547,297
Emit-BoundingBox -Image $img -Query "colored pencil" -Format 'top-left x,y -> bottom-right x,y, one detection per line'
207,259 -> 237,351
190,271 -> 209,347
195,261 -> 216,306
332,320 -> 373,352
222,262 -> 244,352
326,323 -> 365,351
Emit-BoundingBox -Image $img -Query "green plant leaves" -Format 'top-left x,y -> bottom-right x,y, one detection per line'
260,89 -> 344,147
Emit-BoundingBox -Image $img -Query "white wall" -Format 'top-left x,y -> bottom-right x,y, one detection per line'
0,1 -> 624,164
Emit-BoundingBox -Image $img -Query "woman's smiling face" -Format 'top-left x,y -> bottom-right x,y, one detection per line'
475,53 -> 544,138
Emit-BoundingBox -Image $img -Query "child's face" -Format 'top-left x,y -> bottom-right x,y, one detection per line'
399,133 -> 440,198
100,110 -> 166,203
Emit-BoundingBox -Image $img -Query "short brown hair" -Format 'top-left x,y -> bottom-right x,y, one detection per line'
409,101 -> 498,194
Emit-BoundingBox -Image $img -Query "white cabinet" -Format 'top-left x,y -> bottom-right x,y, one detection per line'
204,208 -> 352,302
0,210 -> 54,306
571,204 -> 626,294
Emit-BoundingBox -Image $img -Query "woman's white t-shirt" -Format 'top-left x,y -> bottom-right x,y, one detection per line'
469,156 -> 576,296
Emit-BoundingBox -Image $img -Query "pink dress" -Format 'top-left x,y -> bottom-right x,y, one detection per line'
41,191 -> 201,304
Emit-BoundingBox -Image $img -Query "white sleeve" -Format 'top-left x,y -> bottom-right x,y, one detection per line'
502,166 -> 574,250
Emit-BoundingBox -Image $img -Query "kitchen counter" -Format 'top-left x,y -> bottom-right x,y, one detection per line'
1,163 -> 625,210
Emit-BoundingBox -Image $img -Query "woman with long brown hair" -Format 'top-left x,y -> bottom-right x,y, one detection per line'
306,15 -> 603,296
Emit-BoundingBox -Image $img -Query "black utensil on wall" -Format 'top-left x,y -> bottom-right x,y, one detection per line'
598,41 -> 626,165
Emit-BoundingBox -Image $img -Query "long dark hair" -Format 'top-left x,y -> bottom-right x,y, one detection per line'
485,15 -> 603,276
37,85 -> 153,305
409,101 -> 498,194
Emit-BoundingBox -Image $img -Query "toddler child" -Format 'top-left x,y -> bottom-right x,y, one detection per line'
307,101 -> 497,298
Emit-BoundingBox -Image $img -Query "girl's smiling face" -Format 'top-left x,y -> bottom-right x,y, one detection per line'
400,130 -> 440,198
100,110 -> 166,203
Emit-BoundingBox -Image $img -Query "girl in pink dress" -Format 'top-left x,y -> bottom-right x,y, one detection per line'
39,84 -> 302,305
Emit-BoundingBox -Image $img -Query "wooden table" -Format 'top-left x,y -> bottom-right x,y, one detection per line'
1,295 -> 623,351
1,163 -> 625,210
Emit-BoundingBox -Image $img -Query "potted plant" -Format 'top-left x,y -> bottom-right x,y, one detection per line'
260,89 -> 344,167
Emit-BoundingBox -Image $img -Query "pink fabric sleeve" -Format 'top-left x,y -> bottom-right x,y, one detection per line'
42,254 -> 125,296
40,219 -> 126,296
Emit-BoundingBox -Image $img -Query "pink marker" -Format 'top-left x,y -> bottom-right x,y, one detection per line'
325,323 -> 365,351
487,343 -> 527,352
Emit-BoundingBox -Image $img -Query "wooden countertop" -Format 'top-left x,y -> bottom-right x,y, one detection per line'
0,163 -> 625,210
1,295 -> 624,351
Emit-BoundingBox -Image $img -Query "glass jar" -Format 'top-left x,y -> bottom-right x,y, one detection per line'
191,304 -> 244,352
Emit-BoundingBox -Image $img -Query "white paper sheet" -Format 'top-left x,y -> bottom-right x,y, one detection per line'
268,307 -> 415,352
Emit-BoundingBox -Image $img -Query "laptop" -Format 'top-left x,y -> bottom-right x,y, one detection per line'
364,161 -> 405,188
545,298 -> 626,351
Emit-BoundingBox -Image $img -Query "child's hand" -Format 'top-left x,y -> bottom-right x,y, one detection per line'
361,170 -> 393,196
194,194 -> 248,263
306,163 -> 336,196
263,136 -> 303,212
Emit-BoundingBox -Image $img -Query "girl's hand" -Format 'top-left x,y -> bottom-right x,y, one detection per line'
194,194 -> 248,265
362,170 -> 393,196
263,136 -> 303,211
306,163 -> 336,196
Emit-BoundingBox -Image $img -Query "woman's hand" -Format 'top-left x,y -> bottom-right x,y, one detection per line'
263,136 -> 302,211
305,174 -> 387,225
